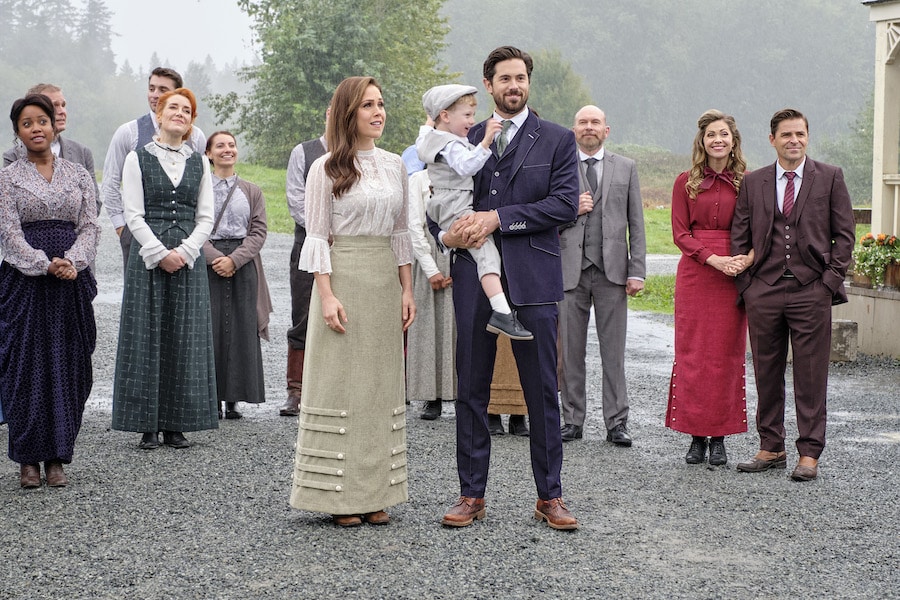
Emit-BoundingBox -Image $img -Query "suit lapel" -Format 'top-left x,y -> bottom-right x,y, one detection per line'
599,153 -> 613,210
793,158 -> 816,218
496,113 -> 540,200
761,163 -> 777,252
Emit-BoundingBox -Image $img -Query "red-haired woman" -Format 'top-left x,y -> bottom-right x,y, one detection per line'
112,88 -> 218,450
289,76 -> 415,527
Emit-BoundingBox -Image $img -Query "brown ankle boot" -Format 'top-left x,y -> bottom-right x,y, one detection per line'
280,347 -> 304,416
20,463 -> 41,488
44,461 -> 68,487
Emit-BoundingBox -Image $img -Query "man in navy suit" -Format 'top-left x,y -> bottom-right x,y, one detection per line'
438,46 -> 580,530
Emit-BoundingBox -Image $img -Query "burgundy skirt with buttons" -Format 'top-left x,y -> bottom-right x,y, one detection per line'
666,230 -> 748,437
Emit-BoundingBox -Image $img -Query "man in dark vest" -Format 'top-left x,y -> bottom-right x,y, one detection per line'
731,108 -> 855,482
101,67 -> 207,265
280,109 -> 329,416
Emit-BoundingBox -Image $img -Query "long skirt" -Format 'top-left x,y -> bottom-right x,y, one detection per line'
0,220 -> 96,464
666,230 -> 748,436
207,239 -> 265,405
112,227 -> 218,433
406,241 -> 456,403
290,236 -> 408,515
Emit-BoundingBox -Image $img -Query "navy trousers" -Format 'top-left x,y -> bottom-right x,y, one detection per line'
451,251 -> 564,500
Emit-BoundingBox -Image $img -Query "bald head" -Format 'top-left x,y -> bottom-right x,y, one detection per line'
573,105 -> 608,155
27,83 -> 67,132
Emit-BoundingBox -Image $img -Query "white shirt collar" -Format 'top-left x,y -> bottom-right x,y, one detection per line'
578,148 -> 605,162
492,106 -> 530,130
152,136 -> 191,156
776,157 -> 806,180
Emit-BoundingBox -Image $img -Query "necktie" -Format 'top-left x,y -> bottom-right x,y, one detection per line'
497,120 -> 512,156
783,171 -> 796,217
584,157 -> 599,194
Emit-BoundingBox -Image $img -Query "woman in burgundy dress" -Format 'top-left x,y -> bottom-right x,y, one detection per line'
666,109 -> 752,466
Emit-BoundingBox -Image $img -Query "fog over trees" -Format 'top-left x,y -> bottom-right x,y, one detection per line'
441,0 -> 875,166
0,0 -> 875,190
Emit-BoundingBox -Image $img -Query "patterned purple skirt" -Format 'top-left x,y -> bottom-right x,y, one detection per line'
0,220 -> 97,464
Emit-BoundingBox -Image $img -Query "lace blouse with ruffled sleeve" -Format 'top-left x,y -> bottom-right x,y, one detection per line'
299,147 -> 412,274
0,158 -> 100,275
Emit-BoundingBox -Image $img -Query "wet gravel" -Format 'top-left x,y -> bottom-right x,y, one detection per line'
1,219 -> 898,599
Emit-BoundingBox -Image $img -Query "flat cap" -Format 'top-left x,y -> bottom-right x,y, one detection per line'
422,84 -> 479,120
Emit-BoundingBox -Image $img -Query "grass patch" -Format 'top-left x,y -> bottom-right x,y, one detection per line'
234,163 -> 293,234
643,207 -> 678,255
628,274 -> 675,314
610,142 -> 688,208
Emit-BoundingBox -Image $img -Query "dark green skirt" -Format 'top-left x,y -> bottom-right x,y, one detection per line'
112,227 -> 218,433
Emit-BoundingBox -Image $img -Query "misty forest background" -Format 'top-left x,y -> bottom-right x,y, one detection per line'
0,0 -> 878,210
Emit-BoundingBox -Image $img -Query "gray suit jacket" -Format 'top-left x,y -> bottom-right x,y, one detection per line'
3,136 -> 99,206
559,150 -> 647,288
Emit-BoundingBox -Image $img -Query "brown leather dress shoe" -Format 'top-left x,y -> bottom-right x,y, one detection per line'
441,496 -> 486,527
534,498 -> 579,530
736,452 -> 787,472
332,515 -> 363,527
364,510 -> 390,525
791,457 -> 819,481
20,463 -> 41,489
44,461 -> 68,487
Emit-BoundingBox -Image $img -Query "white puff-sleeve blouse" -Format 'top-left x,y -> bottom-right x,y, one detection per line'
299,147 -> 412,275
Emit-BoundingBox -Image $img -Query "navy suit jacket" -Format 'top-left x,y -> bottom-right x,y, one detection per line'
466,111 -> 579,305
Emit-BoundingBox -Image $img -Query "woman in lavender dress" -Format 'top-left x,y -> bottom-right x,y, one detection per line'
0,94 -> 99,488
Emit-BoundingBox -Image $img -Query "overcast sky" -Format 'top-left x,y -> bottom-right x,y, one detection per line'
104,0 -> 259,71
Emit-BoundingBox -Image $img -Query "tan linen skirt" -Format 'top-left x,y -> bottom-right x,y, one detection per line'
290,236 -> 408,515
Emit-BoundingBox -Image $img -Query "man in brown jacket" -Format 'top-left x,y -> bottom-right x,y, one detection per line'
731,108 -> 855,482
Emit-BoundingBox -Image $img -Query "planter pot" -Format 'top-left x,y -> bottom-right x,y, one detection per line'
884,262 -> 900,290
851,272 -> 873,288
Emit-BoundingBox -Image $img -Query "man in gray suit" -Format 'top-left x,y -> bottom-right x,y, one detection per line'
3,83 -> 99,206
558,105 -> 646,445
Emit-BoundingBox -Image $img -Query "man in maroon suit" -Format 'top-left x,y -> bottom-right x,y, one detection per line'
731,108 -> 855,482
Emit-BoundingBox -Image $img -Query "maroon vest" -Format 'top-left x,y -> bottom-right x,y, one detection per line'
755,206 -> 817,285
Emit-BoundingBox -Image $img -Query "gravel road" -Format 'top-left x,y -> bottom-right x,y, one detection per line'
1,217 -> 897,600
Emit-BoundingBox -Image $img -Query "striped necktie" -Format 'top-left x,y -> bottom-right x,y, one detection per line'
783,171 -> 796,217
